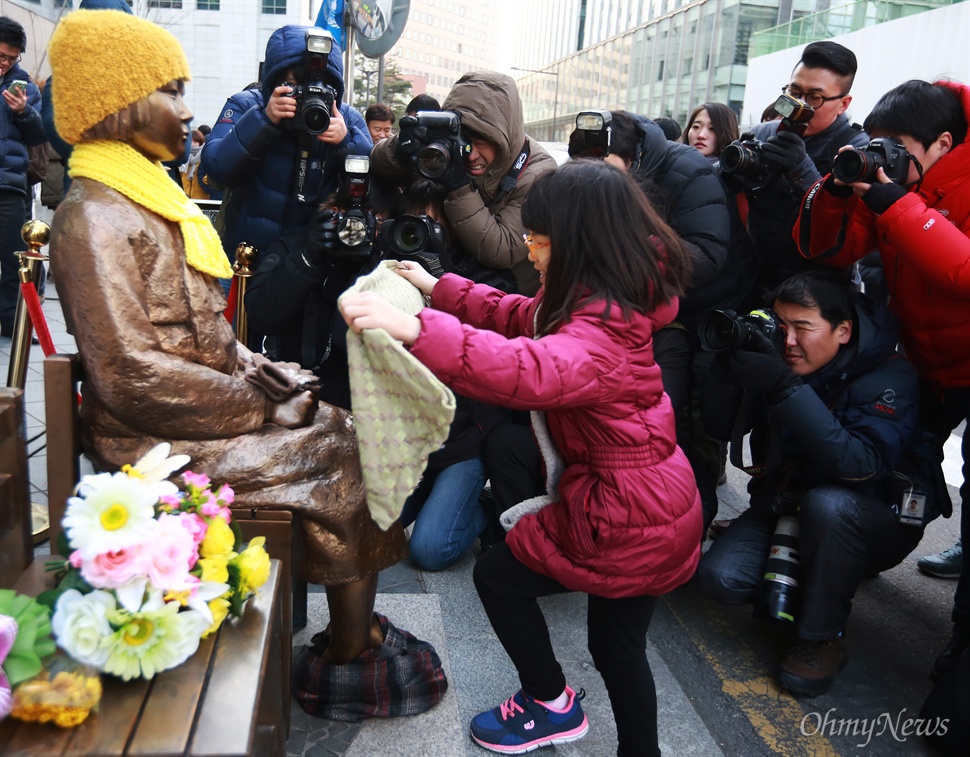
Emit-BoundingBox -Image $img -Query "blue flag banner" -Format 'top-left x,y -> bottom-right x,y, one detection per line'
316,0 -> 345,50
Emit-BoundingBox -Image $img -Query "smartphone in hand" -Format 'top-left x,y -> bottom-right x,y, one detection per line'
8,80 -> 28,96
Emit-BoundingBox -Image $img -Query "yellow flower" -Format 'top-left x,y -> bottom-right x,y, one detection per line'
233,537 -> 270,595
201,598 -> 231,639
197,554 -> 229,585
199,517 -> 235,559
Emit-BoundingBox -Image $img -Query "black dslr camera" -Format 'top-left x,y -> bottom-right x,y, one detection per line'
832,137 -> 911,185
378,215 -> 450,277
719,93 -> 815,191
329,155 -> 377,262
398,111 -> 471,180
698,308 -> 786,354
287,28 -> 338,136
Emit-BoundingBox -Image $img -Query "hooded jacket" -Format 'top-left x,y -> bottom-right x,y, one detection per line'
795,81 -> 970,391
371,72 -> 557,295
1,63 -> 44,197
627,115 -> 732,330
704,293 -> 920,508
410,274 -> 703,598
201,25 -> 372,258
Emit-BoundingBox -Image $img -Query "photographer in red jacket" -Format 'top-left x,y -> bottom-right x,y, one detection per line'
795,79 -> 970,685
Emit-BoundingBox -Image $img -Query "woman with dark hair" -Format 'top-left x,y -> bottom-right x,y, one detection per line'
680,102 -> 740,160
341,159 -> 702,757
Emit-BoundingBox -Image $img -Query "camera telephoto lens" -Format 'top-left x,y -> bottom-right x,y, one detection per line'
302,100 -> 332,135
756,515 -> 801,623
415,143 -> 451,179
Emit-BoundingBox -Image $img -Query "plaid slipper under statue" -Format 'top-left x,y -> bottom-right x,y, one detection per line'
292,613 -> 448,721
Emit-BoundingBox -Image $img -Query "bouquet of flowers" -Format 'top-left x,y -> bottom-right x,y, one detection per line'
40,444 -> 271,682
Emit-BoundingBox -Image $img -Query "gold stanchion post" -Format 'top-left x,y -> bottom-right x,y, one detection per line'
232,242 -> 258,346
6,220 -> 51,390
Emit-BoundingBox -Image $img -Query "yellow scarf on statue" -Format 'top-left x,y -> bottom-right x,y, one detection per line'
69,140 -> 234,279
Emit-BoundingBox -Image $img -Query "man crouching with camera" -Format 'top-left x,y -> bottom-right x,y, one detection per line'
370,71 -> 557,296
696,271 -> 936,698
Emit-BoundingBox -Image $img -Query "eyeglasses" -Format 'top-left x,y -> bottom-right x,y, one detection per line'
0,52 -> 21,66
782,85 -> 846,109
522,233 -> 550,255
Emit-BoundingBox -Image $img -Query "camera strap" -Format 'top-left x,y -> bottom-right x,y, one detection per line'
294,133 -> 318,205
492,140 -> 530,204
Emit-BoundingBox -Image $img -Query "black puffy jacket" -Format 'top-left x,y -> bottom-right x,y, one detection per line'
628,115 -> 732,332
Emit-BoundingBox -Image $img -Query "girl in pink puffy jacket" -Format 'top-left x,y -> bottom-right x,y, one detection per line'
341,159 -> 702,757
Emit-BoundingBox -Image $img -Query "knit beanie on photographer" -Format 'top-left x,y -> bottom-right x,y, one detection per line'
48,9 -> 190,145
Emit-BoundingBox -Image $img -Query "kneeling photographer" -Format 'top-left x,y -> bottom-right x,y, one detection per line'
370,71 -> 557,296
696,271 -> 936,698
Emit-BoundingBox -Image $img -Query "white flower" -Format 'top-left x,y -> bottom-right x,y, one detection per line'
51,589 -> 115,667
101,601 -> 207,681
121,443 -> 191,498
63,472 -> 159,560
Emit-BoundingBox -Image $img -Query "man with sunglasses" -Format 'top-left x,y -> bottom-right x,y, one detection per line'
733,41 -> 870,294
1,16 -> 44,338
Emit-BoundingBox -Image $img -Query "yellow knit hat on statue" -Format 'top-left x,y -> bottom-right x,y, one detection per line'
48,9 -> 191,145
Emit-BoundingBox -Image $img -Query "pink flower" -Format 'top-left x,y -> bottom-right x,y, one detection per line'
158,493 -> 183,511
144,513 -> 196,591
178,512 -> 207,546
79,544 -> 147,589
69,550 -> 84,569
177,512 -> 207,566
215,484 -> 234,507
182,471 -> 211,490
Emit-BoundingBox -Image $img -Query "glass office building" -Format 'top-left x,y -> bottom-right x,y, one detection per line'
517,0 -> 962,141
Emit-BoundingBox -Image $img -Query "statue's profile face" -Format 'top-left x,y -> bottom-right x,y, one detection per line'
129,79 -> 193,163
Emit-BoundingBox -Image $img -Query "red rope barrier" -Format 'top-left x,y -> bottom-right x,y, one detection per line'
19,281 -> 56,357
224,275 -> 238,323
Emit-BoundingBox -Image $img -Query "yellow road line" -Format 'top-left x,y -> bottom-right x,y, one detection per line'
665,600 -> 842,757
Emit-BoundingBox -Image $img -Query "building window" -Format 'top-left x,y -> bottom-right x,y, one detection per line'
262,0 -> 286,13
148,0 -> 182,7
198,0 -> 220,9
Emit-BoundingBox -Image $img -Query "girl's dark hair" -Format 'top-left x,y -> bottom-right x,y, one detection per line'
864,79 -> 967,150
521,159 -> 692,335
679,102 -> 739,154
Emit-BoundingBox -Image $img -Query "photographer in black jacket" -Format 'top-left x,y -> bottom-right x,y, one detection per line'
696,271 -> 933,698
723,41 -> 870,293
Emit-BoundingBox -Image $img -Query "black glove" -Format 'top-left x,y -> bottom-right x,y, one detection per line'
720,331 -> 802,401
302,208 -> 339,269
861,181 -> 907,214
395,116 -> 422,163
436,139 -> 470,192
762,130 -> 807,173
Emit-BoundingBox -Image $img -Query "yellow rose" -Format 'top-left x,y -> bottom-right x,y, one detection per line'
233,537 -> 270,595
197,554 -> 229,584
199,517 -> 235,559
202,597 -> 231,638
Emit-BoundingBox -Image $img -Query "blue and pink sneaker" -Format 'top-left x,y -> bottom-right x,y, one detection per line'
470,685 -> 588,754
